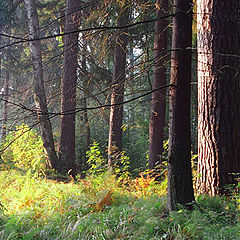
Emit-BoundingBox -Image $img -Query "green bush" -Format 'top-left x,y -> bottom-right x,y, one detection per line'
86,141 -> 130,180
86,141 -> 106,175
0,124 -> 47,176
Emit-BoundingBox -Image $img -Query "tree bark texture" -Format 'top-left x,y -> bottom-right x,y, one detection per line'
167,0 -> 194,212
24,0 -> 59,171
58,0 -> 80,176
148,0 -> 168,170
108,5 -> 129,166
197,0 -> 240,195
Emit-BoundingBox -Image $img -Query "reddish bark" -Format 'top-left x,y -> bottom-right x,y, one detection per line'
197,0 -> 240,195
108,4 -> 129,166
148,0 -> 168,170
58,0 -> 81,176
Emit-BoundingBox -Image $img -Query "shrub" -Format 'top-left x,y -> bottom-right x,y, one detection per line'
0,124 -> 47,176
86,141 -> 106,175
86,141 -> 130,180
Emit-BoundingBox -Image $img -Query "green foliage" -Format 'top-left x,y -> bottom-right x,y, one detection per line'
111,150 -> 130,181
86,141 -> 107,175
124,121 -> 150,174
86,141 -> 130,180
0,1 -> 16,27
0,124 -> 47,176
0,171 -> 239,239
56,26 -> 64,47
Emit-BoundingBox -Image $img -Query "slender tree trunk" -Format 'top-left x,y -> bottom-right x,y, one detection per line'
2,61 -> 9,139
1,36 -> 10,140
24,0 -> 59,171
167,0 -> 194,212
197,0 -> 240,196
58,0 -> 80,176
0,30 -> 3,141
82,36 -> 91,154
0,50 -> 1,90
83,96 -> 90,151
0,44 -> 2,141
148,0 -> 168,170
108,4 -> 129,166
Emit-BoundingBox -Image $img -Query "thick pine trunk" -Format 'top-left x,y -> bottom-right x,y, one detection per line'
167,0 -> 194,212
24,0 -> 59,171
58,0 -> 80,176
148,0 -> 168,169
197,0 -> 240,195
108,5 -> 129,166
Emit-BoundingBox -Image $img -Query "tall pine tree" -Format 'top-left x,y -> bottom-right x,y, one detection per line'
167,0 -> 194,211
197,0 -> 240,195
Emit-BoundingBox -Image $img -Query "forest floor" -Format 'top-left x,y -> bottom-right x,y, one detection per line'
0,170 -> 239,240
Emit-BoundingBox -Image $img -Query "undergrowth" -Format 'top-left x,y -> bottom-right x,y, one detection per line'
0,135 -> 239,239
0,171 -> 239,240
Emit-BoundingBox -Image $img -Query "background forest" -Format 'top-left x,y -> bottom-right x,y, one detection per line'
0,0 -> 239,239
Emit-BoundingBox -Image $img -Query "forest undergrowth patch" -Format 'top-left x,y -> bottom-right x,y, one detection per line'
0,170 -> 239,239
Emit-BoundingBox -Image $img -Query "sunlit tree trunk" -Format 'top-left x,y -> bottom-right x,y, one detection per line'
81,36 -> 91,159
108,4 -> 129,166
58,0 -> 80,176
24,0 -> 59,170
148,0 -> 168,170
197,0 -> 240,195
167,0 -> 194,212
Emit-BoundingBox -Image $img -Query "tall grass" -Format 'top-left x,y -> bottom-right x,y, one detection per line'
0,170 -> 239,239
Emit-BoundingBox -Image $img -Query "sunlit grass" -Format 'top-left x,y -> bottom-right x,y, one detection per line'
0,170 -> 239,239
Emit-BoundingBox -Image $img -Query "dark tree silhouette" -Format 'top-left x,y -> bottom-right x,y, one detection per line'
167,0 -> 194,211
58,0 -> 81,176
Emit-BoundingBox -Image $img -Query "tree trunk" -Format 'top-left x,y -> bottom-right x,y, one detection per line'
0,31 -> 2,142
82,35 -> 91,154
148,0 -> 168,170
167,0 -> 194,212
1,61 -> 9,139
1,36 -> 10,140
108,4 -> 129,166
24,0 -> 59,171
0,47 -> 1,90
0,30 -> 3,141
83,96 -> 90,152
197,0 -> 240,196
58,0 -> 80,176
